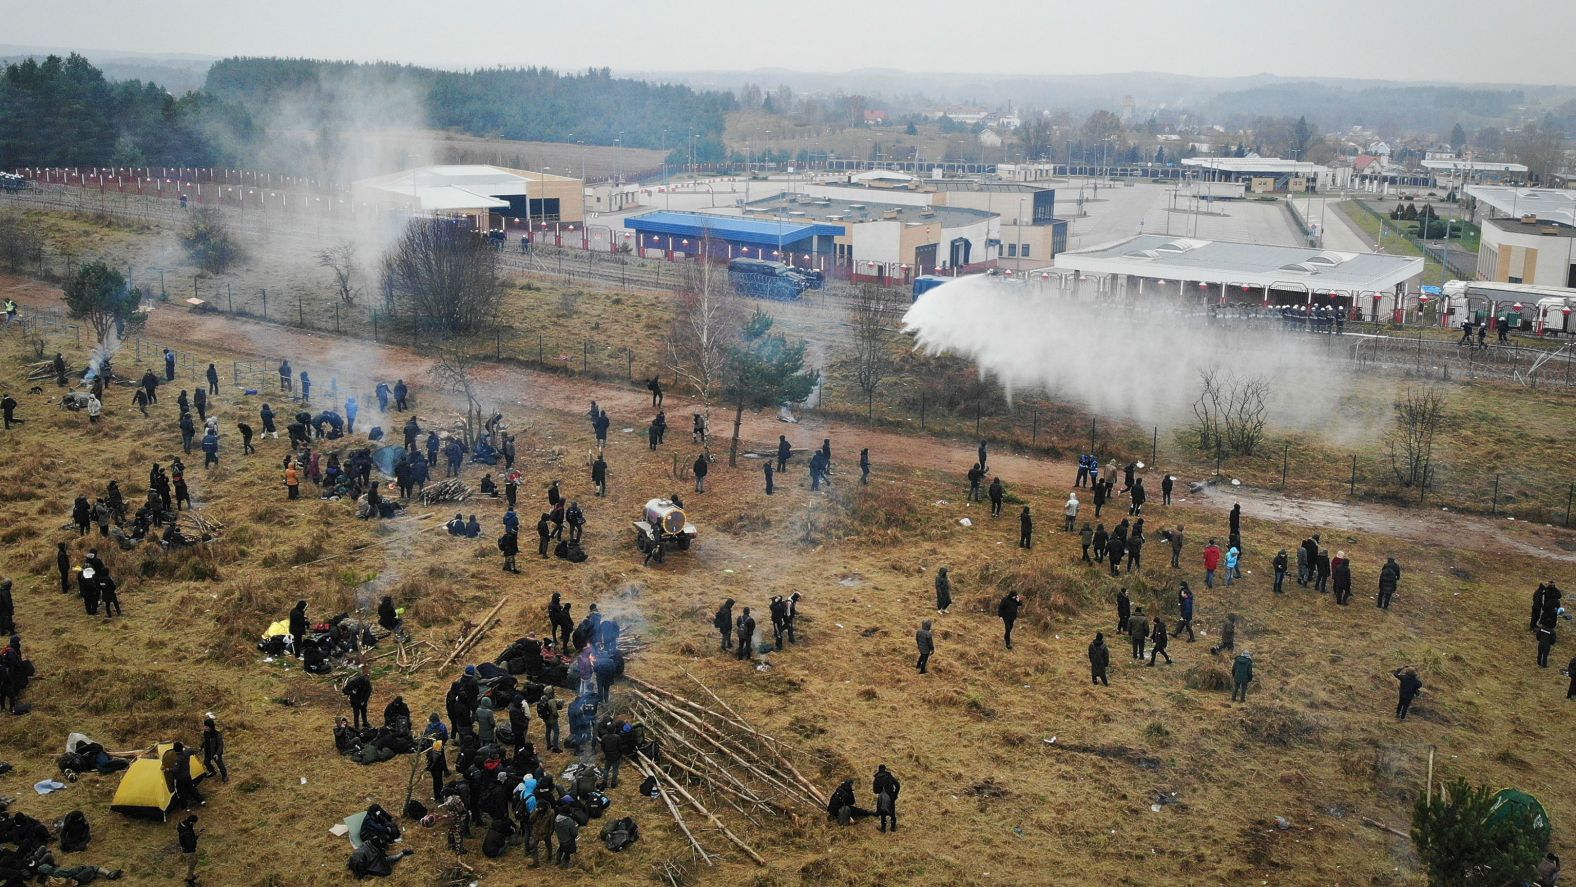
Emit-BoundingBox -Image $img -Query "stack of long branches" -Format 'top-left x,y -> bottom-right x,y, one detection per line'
417,478 -> 470,506
624,671 -> 827,867
175,512 -> 224,542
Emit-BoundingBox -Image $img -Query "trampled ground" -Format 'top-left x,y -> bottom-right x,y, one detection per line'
1,268 -> 1575,887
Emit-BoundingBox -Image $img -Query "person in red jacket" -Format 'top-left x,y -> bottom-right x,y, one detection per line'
1202,540 -> 1222,588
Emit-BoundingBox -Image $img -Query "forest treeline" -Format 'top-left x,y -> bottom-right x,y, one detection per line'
0,53 -> 732,173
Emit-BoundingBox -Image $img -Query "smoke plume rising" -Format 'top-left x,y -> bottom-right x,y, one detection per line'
901,276 -> 1355,432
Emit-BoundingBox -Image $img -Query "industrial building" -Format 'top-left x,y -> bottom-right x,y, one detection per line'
622,211 -> 843,266
1180,157 -> 1328,192
350,164 -> 584,230
1053,235 -> 1424,321
741,192 -> 999,281
1467,186 -> 1576,288
1423,159 -> 1528,187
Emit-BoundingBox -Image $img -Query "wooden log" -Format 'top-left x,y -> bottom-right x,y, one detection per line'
633,690 -> 815,808
679,669 -> 827,805
1361,816 -> 1409,839
633,703 -> 770,808
639,753 -> 766,866
635,756 -> 715,866
439,598 -> 508,669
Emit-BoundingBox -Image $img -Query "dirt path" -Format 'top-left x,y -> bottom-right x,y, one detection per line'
8,274 -> 1572,563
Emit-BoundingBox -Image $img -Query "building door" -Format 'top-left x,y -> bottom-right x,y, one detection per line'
914,243 -> 938,275
949,237 -> 971,268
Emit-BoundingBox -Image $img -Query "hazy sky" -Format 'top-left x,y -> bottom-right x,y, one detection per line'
3,0 -> 1573,85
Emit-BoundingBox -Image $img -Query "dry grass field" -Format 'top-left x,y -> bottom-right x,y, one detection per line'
1,261 -> 1575,887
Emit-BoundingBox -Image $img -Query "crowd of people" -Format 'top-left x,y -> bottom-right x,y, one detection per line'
3,330 -> 1569,884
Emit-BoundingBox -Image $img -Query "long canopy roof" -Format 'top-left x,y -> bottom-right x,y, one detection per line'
1054,234 -> 1424,293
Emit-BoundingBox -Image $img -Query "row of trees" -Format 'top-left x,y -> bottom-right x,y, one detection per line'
0,54 -> 251,170
204,59 -> 732,152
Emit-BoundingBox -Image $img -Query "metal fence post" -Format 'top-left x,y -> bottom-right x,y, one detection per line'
1031,408 -> 1039,446
1491,474 -> 1500,515
1350,455 -> 1356,497
1282,442 -> 1289,490
495,327 -> 501,360
227,283 -> 233,313
627,349 -> 633,379
1566,483 -> 1573,528
583,341 -> 589,373
261,288 -> 267,319
1151,426 -> 1158,466
538,335 -> 543,363
919,393 -> 926,430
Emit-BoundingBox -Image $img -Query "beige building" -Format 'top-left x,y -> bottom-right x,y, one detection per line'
1469,186 -> 1576,288
351,164 -> 584,230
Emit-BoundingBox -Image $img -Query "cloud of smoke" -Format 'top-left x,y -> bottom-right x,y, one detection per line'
900,276 -> 1355,432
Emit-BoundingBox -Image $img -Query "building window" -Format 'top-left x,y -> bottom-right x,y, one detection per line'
1568,264 -> 1576,289
1007,244 -> 1017,257
1509,276 -> 1522,284
1021,244 -> 1031,258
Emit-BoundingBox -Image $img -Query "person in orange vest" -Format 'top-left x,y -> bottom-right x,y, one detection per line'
285,461 -> 300,500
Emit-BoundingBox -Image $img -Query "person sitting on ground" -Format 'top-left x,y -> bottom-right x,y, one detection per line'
446,513 -> 466,536
479,474 -> 498,497
464,515 -> 481,538
826,779 -> 872,824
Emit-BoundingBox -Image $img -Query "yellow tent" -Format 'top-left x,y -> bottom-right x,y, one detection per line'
110,742 -> 207,820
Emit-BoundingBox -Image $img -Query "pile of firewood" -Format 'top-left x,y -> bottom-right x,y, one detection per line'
174,512 -> 224,543
417,478 -> 470,506
625,672 -> 826,867
25,361 -> 59,382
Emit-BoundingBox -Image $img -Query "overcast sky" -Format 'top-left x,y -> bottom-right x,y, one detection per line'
3,0 -> 1573,85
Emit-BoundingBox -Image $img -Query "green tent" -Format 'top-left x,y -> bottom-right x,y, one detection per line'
1487,788 -> 1551,849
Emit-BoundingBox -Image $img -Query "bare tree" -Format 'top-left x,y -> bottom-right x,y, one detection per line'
666,255 -> 741,418
429,339 -> 488,446
841,283 -> 901,421
381,220 -> 504,335
1388,387 -> 1447,487
1191,368 -> 1270,456
180,206 -> 244,274
317,240 -> 360,305
0,211 -> 43,274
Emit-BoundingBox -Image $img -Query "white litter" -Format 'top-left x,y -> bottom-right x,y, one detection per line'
329,824 -> 349,837
958,518 -> 973,527
1150,804 -> 1163,812
300,777 -> 308,785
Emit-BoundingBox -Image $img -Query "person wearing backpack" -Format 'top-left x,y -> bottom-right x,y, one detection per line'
553,811 -> 580,868
537,690 -> 562,753
1232,651 -> 1254,702
873,764 -> 901,833
1128,607 -> 1150,660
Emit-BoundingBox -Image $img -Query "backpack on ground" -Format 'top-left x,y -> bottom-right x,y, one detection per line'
600,816 -> 639,852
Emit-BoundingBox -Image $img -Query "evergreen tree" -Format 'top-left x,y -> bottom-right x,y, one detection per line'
1412,779 -> 1544,887
722,309 -> 818,467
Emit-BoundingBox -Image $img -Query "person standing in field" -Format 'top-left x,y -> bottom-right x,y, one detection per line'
1088,632 -> 1110,686
998,591 -> 1023,650
935,567 -> 952,615
914,621 -> 934,675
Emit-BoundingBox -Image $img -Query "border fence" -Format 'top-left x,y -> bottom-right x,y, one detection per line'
6,183 -> 1576,529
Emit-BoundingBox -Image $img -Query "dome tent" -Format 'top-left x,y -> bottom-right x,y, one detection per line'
110,742 -> 207,820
